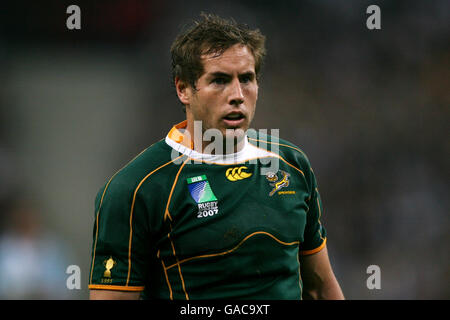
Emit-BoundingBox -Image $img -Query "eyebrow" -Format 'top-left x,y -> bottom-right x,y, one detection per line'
208,71 -> 255,79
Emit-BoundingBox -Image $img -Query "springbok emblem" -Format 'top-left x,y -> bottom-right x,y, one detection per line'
266,170 -> 290,196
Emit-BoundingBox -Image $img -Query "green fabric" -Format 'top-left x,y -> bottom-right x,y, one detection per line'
89,132 -> 326,299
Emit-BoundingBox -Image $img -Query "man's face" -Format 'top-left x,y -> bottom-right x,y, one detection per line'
182,44 -> 259,144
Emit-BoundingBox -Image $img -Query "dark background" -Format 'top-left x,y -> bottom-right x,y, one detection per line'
0,0 -> 448,299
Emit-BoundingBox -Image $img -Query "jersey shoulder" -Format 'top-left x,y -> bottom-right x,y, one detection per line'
247,130 -> 312,171
95,139 -> 177,204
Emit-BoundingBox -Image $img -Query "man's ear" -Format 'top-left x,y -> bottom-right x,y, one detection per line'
175,77 -> 191,105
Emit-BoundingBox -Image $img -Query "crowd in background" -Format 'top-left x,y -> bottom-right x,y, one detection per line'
0,0 -> 448,299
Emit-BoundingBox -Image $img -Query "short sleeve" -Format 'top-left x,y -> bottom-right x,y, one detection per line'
88,180 -> 149,291
299,168 -> 327,255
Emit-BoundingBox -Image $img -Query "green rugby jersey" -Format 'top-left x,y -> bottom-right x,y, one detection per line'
89,121 -> 327,299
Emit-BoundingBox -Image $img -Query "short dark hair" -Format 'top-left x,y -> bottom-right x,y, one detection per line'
171,12 -> 266,90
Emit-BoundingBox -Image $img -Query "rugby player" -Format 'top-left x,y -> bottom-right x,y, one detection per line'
89,13 -> 344,300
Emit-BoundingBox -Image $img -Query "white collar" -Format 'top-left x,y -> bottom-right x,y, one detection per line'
165,121 -> 278,165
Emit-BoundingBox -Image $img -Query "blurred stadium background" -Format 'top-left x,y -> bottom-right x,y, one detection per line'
0,0 -> 448,299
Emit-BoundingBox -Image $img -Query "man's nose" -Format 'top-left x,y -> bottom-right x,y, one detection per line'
228,78 -> 244,106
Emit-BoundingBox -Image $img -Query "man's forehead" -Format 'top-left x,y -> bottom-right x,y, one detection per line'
201,44 -> 255,73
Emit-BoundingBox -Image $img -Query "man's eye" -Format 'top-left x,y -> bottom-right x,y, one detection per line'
240,75 -> 253,83
212,78 -> 226,84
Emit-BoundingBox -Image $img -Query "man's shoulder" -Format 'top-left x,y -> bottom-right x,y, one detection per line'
96,139 -> 177,197
247,130 -> 312,168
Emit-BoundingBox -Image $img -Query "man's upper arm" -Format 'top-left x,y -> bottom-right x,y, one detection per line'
88,178 -> 149,293
294,155 -> 343,299
299,161 -> 327,255
300,245 -> 344,300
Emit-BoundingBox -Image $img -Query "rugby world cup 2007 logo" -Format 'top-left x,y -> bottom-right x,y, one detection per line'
187,175 -> 219,219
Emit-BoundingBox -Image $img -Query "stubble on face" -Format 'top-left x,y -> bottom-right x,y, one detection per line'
185,44 -> 258,154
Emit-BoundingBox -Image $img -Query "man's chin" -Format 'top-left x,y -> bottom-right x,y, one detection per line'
223,127 -> 246,140
198,126 -> 247,154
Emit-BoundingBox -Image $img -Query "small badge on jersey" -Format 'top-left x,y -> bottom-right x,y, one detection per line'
187,175 -> 220,219
266,170 -> 295,196
225,166 -> 252,181
101,256 -> 116,283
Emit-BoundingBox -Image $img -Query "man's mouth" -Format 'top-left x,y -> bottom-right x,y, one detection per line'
222,112 -> 245,127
